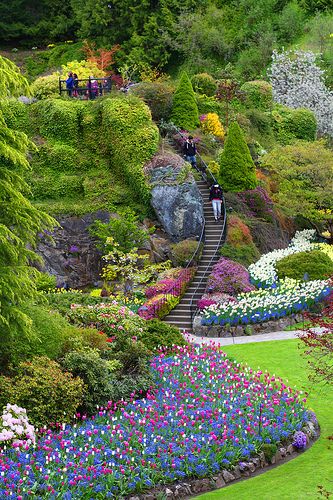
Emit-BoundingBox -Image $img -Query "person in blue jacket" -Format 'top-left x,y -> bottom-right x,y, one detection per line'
66,72 -> 74,97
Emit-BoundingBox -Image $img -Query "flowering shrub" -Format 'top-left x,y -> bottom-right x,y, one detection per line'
202,278 -> 331,326
292,430 -> 307,449
220,215 -> 260,267
139,267 -> 196,319
248,229 -> 325,287
0,404 -> 36,448
238,186 -> 274,222
206,258 -> 255,296
197,298 -> 217,309
200,112 -> 225,139
198,293 -> 237,310
0,345 -> 310,497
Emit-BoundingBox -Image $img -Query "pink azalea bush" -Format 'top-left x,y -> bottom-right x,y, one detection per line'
0,404 -> 36,448
206,257 -> 255,296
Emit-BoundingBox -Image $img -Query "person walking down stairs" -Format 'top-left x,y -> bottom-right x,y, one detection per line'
209,184 -> 223,222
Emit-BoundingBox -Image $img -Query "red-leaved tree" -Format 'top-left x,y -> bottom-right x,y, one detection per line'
83,41 -> 120,74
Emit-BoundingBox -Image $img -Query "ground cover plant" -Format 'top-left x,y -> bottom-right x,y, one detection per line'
199,340 -> 333,500
0,344 -> 311,498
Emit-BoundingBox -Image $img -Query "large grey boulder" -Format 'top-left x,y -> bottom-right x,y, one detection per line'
150,164 -> 204,242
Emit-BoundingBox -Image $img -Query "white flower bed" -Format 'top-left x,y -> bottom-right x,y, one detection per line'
248,229 -> 319,287
202,278 -> 330,326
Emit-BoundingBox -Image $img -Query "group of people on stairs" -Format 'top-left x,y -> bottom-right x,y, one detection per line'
183,136 -> 224,222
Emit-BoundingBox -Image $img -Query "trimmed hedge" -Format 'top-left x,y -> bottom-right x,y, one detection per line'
276,250 -> 333,281
241,80 -> 273,111
171,72 -> 199,131
0,98 -> 30,133
191,73 -> 217,97
272,105 -> 317,143
32,99 -> 83,144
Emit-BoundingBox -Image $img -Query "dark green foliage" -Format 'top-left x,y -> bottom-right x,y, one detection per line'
140,319 -> 187,352
276,250 -> 333,281
245,109 -> 273,136
196,94 -> 225,118
60,348 -> 118,415
219,122 -> 257,192
89,210 -> 149,253
25,43 -> 84,80
46,291 -> 112,316
191,73 -> 217,97
101,96 -> 159,205
241,80 -> 273,111
220,243 -> 260,267
131,81 -> 175,122
262,443 -> 278,463
272,105 -> 317,143
0,357 -> 85,427
171,72 -> 199,131
299,0 -> 333,13
30,171 -> 84,200
32,99 -> 83,144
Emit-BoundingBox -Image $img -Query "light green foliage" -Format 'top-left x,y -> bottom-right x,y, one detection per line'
60,60 -> 105,79
35,271 -> 57,292
0,98 -> 29,133
191,73 -> 217,97
219,122 -> 257,192
276,250 -> 333,281
131,81 -> 175,122
0,103 -> 55,371
141,319 -> 188,351
32,141 -> 86,174
89,210 -> 149,253
171,72 -> 199,131
261,140 -> 333,235
241,80 -> 273,111
30,73 -> 60,100
0,55 -> 29,98
0,356 -> 85,427
32,99 -> 83,143
272,105 -> 317,143
101,96 -> 159,204
196,94 -> 225,118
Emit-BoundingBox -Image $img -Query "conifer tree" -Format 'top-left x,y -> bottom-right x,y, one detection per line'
171,71 -> 199,130
219,122 -> 257,192
0,56 -> 54,369
0,55 -> 30,98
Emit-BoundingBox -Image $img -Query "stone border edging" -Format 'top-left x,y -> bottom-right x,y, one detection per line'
127,419 -> 319,500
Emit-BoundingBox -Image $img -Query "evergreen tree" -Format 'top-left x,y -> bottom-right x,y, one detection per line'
171,71 -> 199,131
0,55 -> 30,98
219,122 -> 257,192
0,57 -> 55,370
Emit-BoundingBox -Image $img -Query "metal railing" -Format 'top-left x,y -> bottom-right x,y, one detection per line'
59,77 -> 112,98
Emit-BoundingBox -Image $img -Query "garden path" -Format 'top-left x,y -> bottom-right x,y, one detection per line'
185,327 -> 326,345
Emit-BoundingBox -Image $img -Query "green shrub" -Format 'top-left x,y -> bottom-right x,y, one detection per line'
30,73 -> 60,100
131,81 -> 175,122
46,291 -> 112,316
30,172 -> 83,200
81,100 -> 103,153
101,96 -> 159,205
60,328 -> 110,356
245,109 -> 272,136
140,319 -> 187,351
32,141 -> 84,173
276,250 -> 333,281
60,348 -> 118,415
272,105 -> 317,143
171,72 -> 199,131
220,243 -> 260,267
171,239 -> 203,266
32,99 -> 83,143
196,94 -> 224,118
0,98 -> 29,133
35,271 -> 57,292
219,122 -> 257,192
0,357 -> 85,427
241,80 -> 273,111
262,443 -> 278,463
191,73 -> 217,97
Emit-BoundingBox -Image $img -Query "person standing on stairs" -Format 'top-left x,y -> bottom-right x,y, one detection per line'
183,135 -> 197,168
209,184 -> 223,221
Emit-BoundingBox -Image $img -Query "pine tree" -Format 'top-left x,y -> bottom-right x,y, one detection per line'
0,55 -> 30,97
0,56 -> 55,369
219,122 -> 257,192
171,71 -> 199,131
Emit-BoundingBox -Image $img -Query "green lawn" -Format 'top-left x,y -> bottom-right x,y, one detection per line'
198,340 -> 333,500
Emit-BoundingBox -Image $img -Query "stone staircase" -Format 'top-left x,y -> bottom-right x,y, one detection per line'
164,179 -> 226,332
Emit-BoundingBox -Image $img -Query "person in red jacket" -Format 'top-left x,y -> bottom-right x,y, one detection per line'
209,184 -> 223,221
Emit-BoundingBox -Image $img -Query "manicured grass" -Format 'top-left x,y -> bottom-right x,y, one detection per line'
198,340 -> 333,500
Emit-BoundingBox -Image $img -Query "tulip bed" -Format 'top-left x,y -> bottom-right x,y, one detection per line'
0,345 -> 309,499
202,278 -> 330,326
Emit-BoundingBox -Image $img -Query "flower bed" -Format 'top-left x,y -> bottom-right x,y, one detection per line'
0,345 -> 310,498
202,278 -> 331,326
138,267 -> 196,319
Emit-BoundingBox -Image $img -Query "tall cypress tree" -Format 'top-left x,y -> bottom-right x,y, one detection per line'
171,71 -> 199,131
219,121 -> 257,192
0,56 -> 55,370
